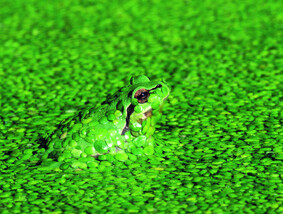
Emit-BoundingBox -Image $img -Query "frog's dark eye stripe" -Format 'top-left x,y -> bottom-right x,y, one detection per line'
121,104 -> 135,135
134,89 -> 150,103
150,84 -> 162,91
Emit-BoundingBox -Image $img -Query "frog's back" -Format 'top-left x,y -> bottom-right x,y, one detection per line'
41,104 -> 124,162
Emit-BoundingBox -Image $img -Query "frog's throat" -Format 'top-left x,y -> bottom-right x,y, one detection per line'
121,104 -> 152,135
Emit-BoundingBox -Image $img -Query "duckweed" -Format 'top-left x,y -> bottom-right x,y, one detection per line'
0,0 -> 282,213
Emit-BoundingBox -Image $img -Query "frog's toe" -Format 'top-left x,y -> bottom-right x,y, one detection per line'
115,146 -> 122,152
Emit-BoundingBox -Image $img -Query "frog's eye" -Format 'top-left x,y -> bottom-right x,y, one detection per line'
134,89 -> 149,104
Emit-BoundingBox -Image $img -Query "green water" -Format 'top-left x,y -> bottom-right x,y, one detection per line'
0,0 -> 282,213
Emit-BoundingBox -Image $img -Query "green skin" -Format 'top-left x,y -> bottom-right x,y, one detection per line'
40,75 -> 170,169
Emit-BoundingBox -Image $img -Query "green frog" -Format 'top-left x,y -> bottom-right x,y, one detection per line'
39,75 -> 170,170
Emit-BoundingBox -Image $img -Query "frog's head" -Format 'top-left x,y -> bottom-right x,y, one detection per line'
121,75 -> 170,135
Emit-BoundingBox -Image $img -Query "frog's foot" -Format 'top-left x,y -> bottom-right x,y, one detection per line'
115,147 -> 122,152
91,146 -> 122,158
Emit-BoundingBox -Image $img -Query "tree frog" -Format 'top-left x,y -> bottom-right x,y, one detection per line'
39,75 -> 170,170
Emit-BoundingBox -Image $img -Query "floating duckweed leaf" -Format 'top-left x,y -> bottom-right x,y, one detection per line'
115,152 -> 129,161
144,146 -> 155,155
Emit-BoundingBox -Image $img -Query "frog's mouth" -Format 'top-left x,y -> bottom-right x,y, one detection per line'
121,104 -> 152,135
